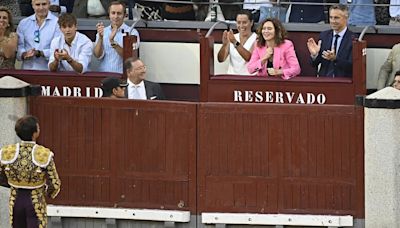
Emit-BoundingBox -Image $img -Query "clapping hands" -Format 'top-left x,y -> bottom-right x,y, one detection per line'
222,29 -> 236,45
96,22 -> 105,38
307,38 -> 321,56
54,49 -> 71,62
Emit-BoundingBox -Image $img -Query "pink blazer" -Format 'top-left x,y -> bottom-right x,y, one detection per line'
247,39 -> 301,79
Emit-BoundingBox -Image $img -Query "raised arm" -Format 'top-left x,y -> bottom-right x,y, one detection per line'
217,30 -> 230,62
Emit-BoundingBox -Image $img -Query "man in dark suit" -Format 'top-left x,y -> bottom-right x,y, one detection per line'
124,57 -> 165,100
307,4 -> 355,77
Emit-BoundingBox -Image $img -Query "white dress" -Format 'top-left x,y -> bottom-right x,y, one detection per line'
227,32 -> 257,75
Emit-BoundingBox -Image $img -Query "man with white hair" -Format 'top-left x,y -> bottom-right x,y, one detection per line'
17,0 -> 61,70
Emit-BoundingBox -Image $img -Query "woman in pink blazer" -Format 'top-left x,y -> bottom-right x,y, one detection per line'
247,18 -> 301,79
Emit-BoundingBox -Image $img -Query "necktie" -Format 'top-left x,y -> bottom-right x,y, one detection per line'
333,34 -> 340,54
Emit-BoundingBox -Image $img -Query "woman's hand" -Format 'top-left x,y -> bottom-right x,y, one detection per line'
267,68 -> 283,76
261,47 -> 273,65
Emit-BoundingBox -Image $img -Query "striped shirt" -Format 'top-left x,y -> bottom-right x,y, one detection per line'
95,23 -> 140,74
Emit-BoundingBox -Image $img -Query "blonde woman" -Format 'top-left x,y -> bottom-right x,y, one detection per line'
0,7 -> 17,69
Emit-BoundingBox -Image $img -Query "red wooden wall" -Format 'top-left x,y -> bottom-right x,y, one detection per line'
197,103 -> 364,217
29,96 -> 364,218
31,97 -> 197,213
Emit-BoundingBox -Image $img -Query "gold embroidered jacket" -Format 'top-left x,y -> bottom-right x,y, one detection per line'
0,142 -> 61,227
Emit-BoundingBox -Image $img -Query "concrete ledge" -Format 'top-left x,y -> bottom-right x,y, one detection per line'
201,213 -> 353,227
47,205 -> 190,222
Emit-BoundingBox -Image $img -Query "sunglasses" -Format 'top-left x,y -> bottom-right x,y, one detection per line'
34,30 -> 40,43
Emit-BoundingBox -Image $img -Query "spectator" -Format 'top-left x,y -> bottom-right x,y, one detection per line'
19,0 -> 35,16
101,76 -> 128,98
289,0 -> 325,23
48,13 -> 92,73
258,0 -> 288,23
72,0 -> 111,18
389,0 -> 400,25
243,0 -> 272,22
124,57 -> 166,100
94,1 -> 140,74
49,0 -> 67,15
0,115 -> 61,228
19,0 -> 66,16
392,71 -> 400,90
307,4 -> 355,77
247,18 -> 301,79
375,0 -> 390,25
0,7 -> 18,69
162,1 -> 196,20
3,0 -> 21,17
220,0 -> 243,20
17,0 -> 61,70
340,0 -> 376,26
217,10 -> 257,75
377,43 -> 400,89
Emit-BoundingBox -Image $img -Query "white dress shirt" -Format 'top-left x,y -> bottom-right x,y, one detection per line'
48,32 -> 93,73
127,79 -> 146,100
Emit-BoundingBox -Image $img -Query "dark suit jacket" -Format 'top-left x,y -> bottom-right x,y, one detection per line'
311,29 -> 355,77
289,0 -> 325,23
72,0 -> 112,18
125,80 -> 166,100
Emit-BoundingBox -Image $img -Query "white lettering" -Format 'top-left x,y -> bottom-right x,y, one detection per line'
255,91 -> 263,102
86,87 -> 91,97
94,87 -> 103,98
306,93 -> 315,104
245,91 -> 253,102
41,86 -> 51,96
275,92 -> 284,103
232,90 -> 326,105
52,87 -> 60,96
296,93 -> 305,104
286,92 -> 295,103
317,94 -> 326,104
234,90 -> 242,102
62,86 -> 72,96
73,87 -> 82,97
265,91 -> 273,103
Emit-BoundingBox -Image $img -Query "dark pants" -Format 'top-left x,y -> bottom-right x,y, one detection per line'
13,189 -> 39,228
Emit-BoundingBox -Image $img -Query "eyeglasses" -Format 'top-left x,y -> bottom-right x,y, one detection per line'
34,30 -> 40,43
135,65 -> 146,70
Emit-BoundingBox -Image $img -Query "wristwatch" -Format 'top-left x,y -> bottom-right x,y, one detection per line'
110,40 -> 118,48
35,50 -> 42,58
234,41 -> 240,48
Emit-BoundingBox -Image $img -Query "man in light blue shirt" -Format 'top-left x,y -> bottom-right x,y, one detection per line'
93,1 -> 140,74
17,0 -> 61,70
340,0 -> 376,26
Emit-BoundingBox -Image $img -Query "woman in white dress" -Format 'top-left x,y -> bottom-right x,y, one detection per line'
217,10 -> 257,75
